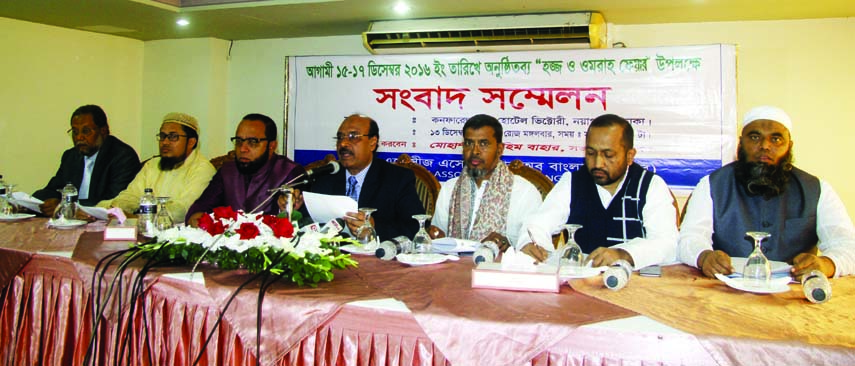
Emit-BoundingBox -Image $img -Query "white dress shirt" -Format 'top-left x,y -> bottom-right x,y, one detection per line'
516,170 -> 679,270
678,176 -> 855,277
78,150 -> 99,200
433,174 -> 542,246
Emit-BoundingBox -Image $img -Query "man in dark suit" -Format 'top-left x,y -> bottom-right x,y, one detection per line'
33,105 -> 141,216
308,114 -> 424,240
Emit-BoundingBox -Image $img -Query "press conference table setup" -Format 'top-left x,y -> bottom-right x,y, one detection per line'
1,218 -> 854,365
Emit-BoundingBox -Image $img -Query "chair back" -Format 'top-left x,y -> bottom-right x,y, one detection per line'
210,151 -> 235,170
394,154 -> 440,216
507,159 -> 554,199
305,154 -> 337,172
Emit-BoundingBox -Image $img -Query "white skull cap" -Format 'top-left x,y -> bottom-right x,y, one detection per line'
742,105 -> 792,131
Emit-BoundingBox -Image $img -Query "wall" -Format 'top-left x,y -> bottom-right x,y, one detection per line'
226,35 -> 367,153
142,38 -> 231,160
0,17 -> 143,194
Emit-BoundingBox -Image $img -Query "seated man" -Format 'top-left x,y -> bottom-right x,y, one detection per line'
34,105 -> 140,216
679,106 -> 855,279
98,113 -> 216,223
517,114 -> 678,269
429,114 -> 541,248
307,114 -> 424,240
186,114 -> 305,225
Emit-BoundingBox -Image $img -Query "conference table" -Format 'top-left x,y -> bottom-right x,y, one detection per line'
0,218 -> 853,366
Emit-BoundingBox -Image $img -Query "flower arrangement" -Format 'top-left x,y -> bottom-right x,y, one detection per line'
134,206 -> 359,287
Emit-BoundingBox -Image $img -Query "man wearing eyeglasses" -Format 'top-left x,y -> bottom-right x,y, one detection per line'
517,114 -> 678,269
97,112 -> 216,223
33,105 -> 141,217
185,114 -> 305,226
306,114 -> 424,240
429,114 -> 542,250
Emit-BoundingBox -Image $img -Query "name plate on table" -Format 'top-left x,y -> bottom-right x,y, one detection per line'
104,219 -> 137,241
472,262 -> 560,293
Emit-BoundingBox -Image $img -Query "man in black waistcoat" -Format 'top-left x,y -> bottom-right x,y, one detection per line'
680,106 -> 855,279
517,114 -> 678,269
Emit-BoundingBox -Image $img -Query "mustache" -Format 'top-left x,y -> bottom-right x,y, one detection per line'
338,148 -> 353,155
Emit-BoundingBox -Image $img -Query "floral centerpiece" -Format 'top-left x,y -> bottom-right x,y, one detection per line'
134,206 -> 358,287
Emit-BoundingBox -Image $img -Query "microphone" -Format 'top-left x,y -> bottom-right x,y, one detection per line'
267,161 -> 341,193
306,161 -> 340,177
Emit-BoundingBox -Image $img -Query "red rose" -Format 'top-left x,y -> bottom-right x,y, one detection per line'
235,222 -> 261,240
198,214 -> 226,235
212,206 -> 238,221
263,215 -> 294,239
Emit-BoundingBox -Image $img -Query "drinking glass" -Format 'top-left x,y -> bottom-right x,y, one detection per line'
558,224 -> 584,267
412,214 -> 432,254
154,197 -> 174,232
1,184 -> 17,216
356,208 -> 379,251
744,231 -> 772,287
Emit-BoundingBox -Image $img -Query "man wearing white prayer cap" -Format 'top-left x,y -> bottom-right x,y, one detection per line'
679,105 -> 855,279
97,112 -> 216,223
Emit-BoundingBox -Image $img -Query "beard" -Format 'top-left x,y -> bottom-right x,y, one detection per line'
159,155 -> 186,171
467,166 -> 487,181
235,151 -> 271,175
734,147 -> 794,198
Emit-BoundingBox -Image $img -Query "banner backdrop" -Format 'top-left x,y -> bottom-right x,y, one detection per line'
287,45 -> 736,191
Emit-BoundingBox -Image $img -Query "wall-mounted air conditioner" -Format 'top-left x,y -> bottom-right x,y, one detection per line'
363,12 -> 606,54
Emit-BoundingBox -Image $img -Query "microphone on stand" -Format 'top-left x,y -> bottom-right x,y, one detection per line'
306,161 -> 340,177
267,161 -> 341,193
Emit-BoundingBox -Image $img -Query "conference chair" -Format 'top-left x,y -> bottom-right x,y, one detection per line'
394,153 -> 440,216
507,159 -> 554,199
209,151 -> 236,170
304,154 -> 337,172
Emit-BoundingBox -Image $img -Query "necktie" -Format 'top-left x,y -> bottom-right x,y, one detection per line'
346,176 -> 359,202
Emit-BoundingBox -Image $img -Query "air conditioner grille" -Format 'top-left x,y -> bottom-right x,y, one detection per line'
366,25 -> 591,49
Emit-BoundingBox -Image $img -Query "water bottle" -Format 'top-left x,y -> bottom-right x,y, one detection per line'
473,241 -> 500,264
376,236 -> 413,260
137,188 -> 157,237
603,259 -> 633,291
802,270 -> 832,304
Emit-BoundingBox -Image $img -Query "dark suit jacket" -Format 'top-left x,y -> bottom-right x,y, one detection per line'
33,135 -> 141,206
309,158 -> 424,240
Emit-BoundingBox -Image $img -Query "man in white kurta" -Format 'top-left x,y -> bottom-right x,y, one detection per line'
516,114 -> 678,269
429,114 -> 542,249
99,113 -> 215,223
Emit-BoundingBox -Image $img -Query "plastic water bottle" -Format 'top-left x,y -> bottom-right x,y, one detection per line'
376,236 -> 413,260
137,188 -> 157,237
603,259 -> 633,291
473,241 -> 500,264
802,270 -> 832,304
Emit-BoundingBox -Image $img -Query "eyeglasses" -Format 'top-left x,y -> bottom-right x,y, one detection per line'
231,137 -> 268,148
462,140 -> 493,150
334,132 -> 372,143
67,127 -> 95,137
156,133 -> 188,142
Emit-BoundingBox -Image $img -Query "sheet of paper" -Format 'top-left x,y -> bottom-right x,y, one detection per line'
303,191 -> 358,224
10,191 -> 43,213
78,205 -> 110,220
